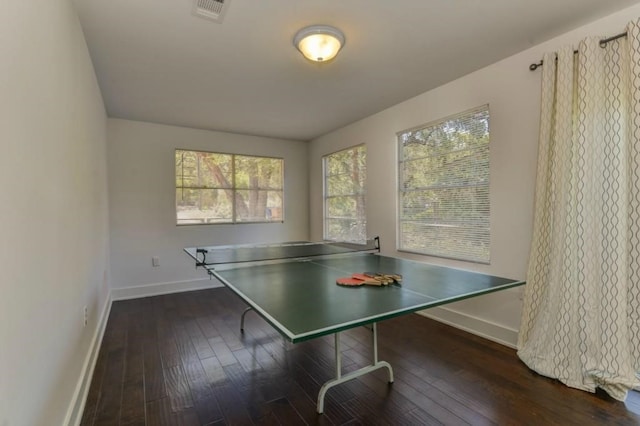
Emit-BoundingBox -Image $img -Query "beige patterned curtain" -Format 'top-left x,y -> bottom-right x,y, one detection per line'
518,19 -> 640,401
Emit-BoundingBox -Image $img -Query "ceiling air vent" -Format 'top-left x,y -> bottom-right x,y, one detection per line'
192,0 -> 229,23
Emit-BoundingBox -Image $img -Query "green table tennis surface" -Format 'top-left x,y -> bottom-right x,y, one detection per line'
205,253 -> 524,343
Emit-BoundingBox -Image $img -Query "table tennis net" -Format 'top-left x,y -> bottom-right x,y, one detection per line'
194,237 -> 380,267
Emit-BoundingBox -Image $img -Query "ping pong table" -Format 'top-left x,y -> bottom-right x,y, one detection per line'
184,238 -> 524,413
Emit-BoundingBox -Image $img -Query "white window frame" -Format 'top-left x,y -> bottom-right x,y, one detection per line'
322,144 -> 367,243
397,105 -> 490,263
175,149 -> 284,225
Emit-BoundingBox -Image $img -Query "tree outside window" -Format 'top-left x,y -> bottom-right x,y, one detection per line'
323,145 -> 366,243
176,149 -> 283,225
398,105 -> 490,263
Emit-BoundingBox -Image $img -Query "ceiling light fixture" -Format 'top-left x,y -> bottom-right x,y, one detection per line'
293,25 -> 345,62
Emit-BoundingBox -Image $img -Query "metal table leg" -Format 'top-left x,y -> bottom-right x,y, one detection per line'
316,322 -> 394,413
240,306 -> 253,333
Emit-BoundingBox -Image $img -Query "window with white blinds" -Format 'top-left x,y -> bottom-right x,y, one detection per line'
323,145 -> 367,243
175,149 -> 284,225
398,105 -> 490,263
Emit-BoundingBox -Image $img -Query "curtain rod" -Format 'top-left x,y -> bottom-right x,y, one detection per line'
529,31 -> 628,71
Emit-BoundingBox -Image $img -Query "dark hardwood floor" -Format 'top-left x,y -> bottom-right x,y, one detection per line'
80,287 -> 640,425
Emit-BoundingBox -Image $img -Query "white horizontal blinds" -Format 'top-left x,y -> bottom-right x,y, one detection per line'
175,149 -> 283,225
323,145 -> 367,243
398,105 -> 490,263
176,150 -> 233,224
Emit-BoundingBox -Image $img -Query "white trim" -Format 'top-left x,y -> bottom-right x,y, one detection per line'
63,294 -> 112,426
110,278 -> 220,301
417,305 -> 519,349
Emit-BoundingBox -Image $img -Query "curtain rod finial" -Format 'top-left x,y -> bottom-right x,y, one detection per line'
530,60 -> 543,71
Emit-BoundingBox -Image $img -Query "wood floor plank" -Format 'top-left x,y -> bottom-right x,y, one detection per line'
93,347 -> 126,426
120,378 -> 146,425
189,326 -> 216,360
222,362 -> 276,423
195,316 -> 221,340
232,346 -> 261,374
158,336 -> 181,369
341,397 -> 394,426
174,323 -> 202,366
267,397 -> 305,425
210,381 -> 256,425
210,317 -> 246,352
285,359 -> 355,425
164,364 -> 195,412
336,372 -> 417,425
143,338 -> 167,402
281,377 -> 335,426
145,398 -> 176,426
183,360 -> 214,401
208,335 -> 238,367
406,406 -> 450,426
191,395 -> 224,426
200,355 -> 227,387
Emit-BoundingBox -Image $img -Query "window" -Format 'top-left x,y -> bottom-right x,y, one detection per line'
398,105 -> 490,263
175,149 -> 283,225
323,145 -> 366,243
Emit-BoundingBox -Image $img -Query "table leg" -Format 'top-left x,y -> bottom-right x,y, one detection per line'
240,306 -> 253,333
316,322 -> 394,414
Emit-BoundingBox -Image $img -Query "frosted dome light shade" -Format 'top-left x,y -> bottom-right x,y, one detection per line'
294,25 -> 345,62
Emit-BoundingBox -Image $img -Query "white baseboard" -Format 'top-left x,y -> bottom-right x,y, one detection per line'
417,306 -> 519,349
111,278 -> 222,301
64,294 -> 112,426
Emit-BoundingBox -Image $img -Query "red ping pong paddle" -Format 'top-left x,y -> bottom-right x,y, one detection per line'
351,273 -> 384,285
336,274 -> 385,286
336,277 -> 365,286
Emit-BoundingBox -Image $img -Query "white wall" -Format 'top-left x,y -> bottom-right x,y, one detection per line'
308,5 -> 640,347
107,119 -> 309,297
0,0 -> 110,425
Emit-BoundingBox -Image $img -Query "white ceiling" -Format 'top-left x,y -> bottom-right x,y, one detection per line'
73,0 -> 640,141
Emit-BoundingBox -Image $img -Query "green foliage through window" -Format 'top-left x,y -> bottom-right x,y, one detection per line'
398,105 -> 490,263
323,145 -> 366,243
175,150 -> 283,225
